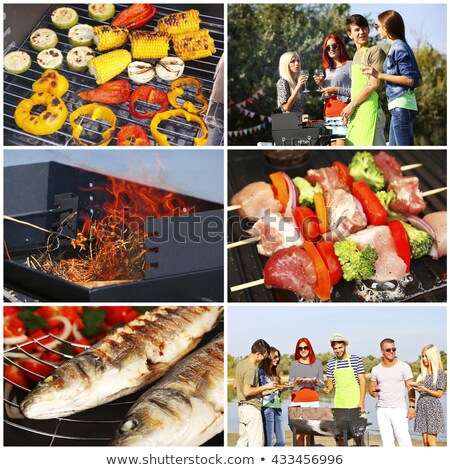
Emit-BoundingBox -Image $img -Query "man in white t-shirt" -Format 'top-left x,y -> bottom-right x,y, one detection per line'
369,338 -> 416,447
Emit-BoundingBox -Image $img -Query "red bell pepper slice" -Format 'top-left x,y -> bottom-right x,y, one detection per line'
269,172 -> 289,213
303,241 -> 331,301
117,125 -> 151,146
78,80 -> 131,105
293,206 -> 320,242
129,86 -> 169,119
352,181 -> 388,226
112,4 -> 157,30
316,241 -> 343,286
332,161 -> 354,189
314,192 -> 328,234
388,220 -> 411,272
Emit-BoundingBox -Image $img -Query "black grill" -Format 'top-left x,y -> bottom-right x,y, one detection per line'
228,149 -> 447,302
3,3 -> 224,146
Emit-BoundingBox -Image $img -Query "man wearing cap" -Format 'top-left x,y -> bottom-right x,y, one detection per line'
369,338 -> 415,447
235,339 -> 277,447
324,333 -> 366,415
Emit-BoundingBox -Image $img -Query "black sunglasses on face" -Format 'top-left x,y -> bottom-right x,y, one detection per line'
385,348 -> 397,353
298,346 -> 310,351
326,43 -> 338,51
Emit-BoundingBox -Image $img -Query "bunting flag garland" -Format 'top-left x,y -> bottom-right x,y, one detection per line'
228,120 -> 270,138
229,88 -> 265,112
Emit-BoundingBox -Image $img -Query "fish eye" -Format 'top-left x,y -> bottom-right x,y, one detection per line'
119,417 -> 139,434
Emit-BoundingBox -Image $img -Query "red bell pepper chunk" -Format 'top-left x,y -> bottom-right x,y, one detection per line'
78,80 -> 131,105
117,125 -> 151,146
303,241 -> 331,301
129,86 -> 169,119
388,220 -> 411,272
112,4 -> 157,30
293,206 -> 320,242
316,241 -> 343,286
332,161 -> 354,189
352,181 -> 387,226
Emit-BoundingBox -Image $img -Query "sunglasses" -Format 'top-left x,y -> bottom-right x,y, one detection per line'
385,348 -> 397,353
298,346 -> 310,351
326,43 -> 339,52
422,355 -> 428,359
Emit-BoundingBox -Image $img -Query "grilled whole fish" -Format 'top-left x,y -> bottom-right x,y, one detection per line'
111,333 -> 224,446
20,306 -> 223,420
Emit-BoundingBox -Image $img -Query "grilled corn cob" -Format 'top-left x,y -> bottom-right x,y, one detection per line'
130,30 -> 170,59
88,49 -> 131,84
93,25 -> 129,52
172,30 -> 216,62
157,9 -> 201,35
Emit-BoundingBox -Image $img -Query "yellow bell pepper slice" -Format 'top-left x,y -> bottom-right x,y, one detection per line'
32,69 -> 69,97
167,77 -> 208,115
69,104 -> 117,146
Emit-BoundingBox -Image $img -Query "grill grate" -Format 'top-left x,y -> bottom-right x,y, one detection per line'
228,149 -> 447,302
3,3 -> 224,146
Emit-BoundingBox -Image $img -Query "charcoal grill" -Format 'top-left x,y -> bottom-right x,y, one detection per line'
3,3 -> 224,146
4,160 -> 224,302
288,407 -> 368,446
228,149 -> 447,302
4,318 -> 224,446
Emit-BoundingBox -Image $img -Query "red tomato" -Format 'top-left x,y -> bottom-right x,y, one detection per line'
316,241 -> 343,286
4,364 -> 29,388
103,307 -> 140,326
4,306 -> 21,317
22,360 -> 55,383
293,207 -> 321,242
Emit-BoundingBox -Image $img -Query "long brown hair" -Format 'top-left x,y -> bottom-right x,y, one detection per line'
378,10 -> 406,42
321,34 -> 351,70
259,347 -> 281,383
294,337 -> 317,364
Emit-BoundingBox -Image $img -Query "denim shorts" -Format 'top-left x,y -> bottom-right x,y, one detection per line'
324,116 -> 347,139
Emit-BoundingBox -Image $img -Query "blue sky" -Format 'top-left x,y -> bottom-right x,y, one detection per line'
350,2 -> 446,53
227,305 -> 446,362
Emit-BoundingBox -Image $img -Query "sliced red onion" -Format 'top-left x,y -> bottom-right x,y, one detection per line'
406,215 -> 439,259
282,172 -> 298,212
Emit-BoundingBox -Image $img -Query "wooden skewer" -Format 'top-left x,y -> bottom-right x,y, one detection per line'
422,187 -> 447,197
227,236 -> 261,249
401,163 -> 423,171
230,278 -> 265,292
227,204 -> 241,211
4,215 -> 76,241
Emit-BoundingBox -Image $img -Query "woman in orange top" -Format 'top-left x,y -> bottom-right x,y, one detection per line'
313,34 -> 352,146
289,337 -> 324,446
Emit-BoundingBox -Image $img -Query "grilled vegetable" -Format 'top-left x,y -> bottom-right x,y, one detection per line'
349,151 -> 385,192
14,92 -> 68,136
19,306 -> 223,419
172,30 -> 216,61
167,77 -> 208,114
130,30 -> 170,59
292,176 -> 323,210
401,222 -> 433,259
157,9 -> 201,35
388,220 -> 411,271
67,46 -> 95,72
316,241 -> 343,286
69,104 -> 117,146
68,24 -> 94,47
127,61 -> 155,84
32,69 -> 69,97
30,28 -> 58,51
352,181 -> 388,226
155,57 -> 184,81
87,49 -> 132,84
333,239 -> 378,282
51,7 -> 79,29
129,86 -> 169,119
88,3 -> 115,22
375,190 -> 403,221
303,241 -> 331,301
93,25 -> 129,52
78,79 -> 131,105
314,192 -> 328,234
112,4 -> 156,30
37,48 -> 63,70
3,51 -> 32,74
117,125 -> 151,146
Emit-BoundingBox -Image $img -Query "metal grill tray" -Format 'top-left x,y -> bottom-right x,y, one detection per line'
4,321 -> 224,446
228,149 -> 447,302
3,3 -> 224,146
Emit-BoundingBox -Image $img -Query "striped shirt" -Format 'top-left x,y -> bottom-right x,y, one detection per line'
326,354 -> 365,385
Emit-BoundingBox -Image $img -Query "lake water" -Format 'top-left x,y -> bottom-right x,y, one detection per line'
228,393 -> 447,443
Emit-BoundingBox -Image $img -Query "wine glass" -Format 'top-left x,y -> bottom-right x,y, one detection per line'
314,68 -> 324,92
300,69 -> 309,93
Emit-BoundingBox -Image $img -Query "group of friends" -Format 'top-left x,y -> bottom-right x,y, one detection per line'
277,10 -> 422,146
234,336 -> 445,447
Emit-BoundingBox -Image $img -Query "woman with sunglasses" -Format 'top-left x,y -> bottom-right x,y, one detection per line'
362,10 -> 422,145
412,345 -> 445,446
258,347 -> 286,446
289,338 -> 324,446
276,51 -> 307,113
313,34 -> 351,146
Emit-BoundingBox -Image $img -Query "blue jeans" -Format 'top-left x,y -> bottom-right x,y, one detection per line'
389,107 -> 417,146
262,407 -> 286,446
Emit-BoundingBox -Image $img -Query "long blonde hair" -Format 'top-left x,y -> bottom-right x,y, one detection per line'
279,51 -> 300,93
417,344 -> 443,385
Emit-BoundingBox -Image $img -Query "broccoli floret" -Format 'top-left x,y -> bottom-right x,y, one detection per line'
375,190 -> 403,221
334,240 -> 378,282
349,151 -> 385,192
401,222 -> 433,259
292,177 -> 323,210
